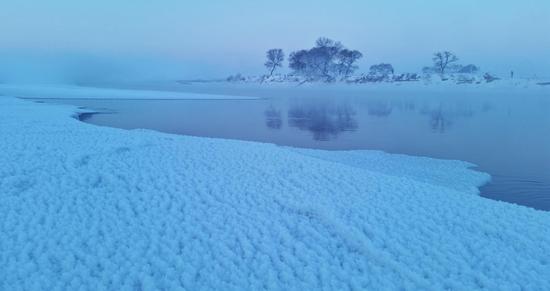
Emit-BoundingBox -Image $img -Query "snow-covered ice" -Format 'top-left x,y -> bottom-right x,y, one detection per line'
1,96 -> 550,290
0,84 -> 257,100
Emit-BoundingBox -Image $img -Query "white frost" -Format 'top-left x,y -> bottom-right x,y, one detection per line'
0,84 -> 257,100
0,96 -> 549,290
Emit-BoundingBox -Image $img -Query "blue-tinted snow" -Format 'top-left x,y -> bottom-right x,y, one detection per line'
0,84 -> 257,100
1,96 -> 549,290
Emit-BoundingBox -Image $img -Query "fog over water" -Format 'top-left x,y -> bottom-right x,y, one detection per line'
1,0 -> 549,83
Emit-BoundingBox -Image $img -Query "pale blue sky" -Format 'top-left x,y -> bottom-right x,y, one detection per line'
1,0 -> 549,81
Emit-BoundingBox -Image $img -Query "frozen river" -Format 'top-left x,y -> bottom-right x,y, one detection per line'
37,83 -> 550,210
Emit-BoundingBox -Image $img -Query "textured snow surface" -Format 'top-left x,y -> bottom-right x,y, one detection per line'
0,84 -> 257,100
1,96 -> 549,290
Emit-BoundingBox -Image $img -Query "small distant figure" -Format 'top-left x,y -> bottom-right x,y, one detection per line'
511,70 -> 514,79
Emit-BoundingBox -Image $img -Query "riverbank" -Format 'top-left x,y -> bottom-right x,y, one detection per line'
1,95 -> 549,289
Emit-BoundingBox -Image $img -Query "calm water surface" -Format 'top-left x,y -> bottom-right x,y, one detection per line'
36,83 -> 550,211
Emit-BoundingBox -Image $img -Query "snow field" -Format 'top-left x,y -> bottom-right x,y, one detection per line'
0,96 -> 549,290
0,84 -> 258,100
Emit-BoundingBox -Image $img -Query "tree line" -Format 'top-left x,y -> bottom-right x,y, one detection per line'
265,37 -> 362,82
260,37 -> 483,83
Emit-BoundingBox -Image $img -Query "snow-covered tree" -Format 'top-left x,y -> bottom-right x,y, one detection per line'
313,37 -> 343,79
361,63 -> 395,82
264,49 -> 285,77
432,51 -> 458,75
289,37 -> 362,81
336,49 -> 363,78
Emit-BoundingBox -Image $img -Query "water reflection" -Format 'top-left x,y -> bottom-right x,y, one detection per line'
264,106 -> 282,129
367,102 -> 393,117
268,100 -> 486,138
427,107 -> 452,133
52,89 -> 550,210
420,104 -> 477,133
287,103 -> 358,141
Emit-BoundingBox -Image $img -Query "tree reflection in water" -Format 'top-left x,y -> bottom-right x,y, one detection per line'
265,99 -> 483,138
428,107 -> 452,133
287,103 -> 358,141
420,104 -> 475,133
264,106 -> 282,129
367,102 -> 393,117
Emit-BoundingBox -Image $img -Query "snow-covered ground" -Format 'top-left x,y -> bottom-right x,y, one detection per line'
0,84 -> 258,100
224,73 -> 550,90
1,95 -> 550,290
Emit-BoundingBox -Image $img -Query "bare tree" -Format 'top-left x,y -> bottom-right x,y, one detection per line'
315,37 -> 335,48
289,37 -> 362,82
336,49 -> 363,78
264,49 -> 285,77
315,37 -> 343,78
432,51 -> 458,75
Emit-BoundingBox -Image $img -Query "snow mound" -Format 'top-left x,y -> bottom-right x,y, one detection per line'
290,148 -> 490,194
1,96 -> 549,290
0,84 -> 257,100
